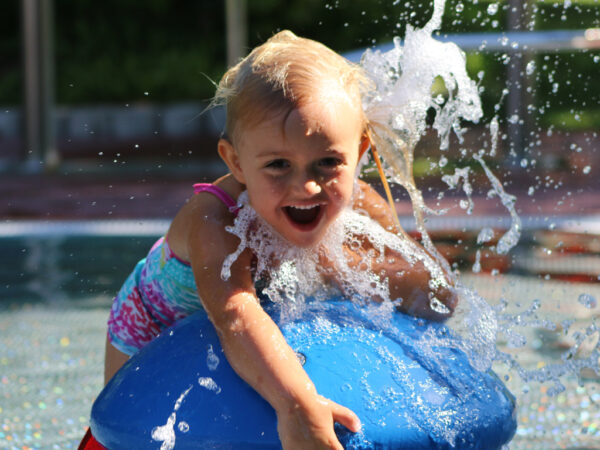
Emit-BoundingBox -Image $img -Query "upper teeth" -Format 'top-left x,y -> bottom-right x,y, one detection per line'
289,204 -> 319,210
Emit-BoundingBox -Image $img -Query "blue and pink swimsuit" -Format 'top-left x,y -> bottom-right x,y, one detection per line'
107,183 -> 240,356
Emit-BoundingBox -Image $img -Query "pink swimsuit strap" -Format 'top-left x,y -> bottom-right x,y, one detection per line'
193,183 -> 240,216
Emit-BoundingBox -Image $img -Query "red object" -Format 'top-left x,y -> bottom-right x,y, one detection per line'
78,428 -> 106,450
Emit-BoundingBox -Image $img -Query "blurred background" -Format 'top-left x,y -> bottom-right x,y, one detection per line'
1,0 -> 599,219
1,1 -> 600,449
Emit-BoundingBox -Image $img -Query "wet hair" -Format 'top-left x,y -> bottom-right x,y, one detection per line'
212,30 -> 371,145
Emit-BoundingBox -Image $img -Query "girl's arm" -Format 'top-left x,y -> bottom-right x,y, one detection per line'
184,195 -> 360,449
104,336 -> 130,385
348,179 -> 458,320
352,179 -> 398,233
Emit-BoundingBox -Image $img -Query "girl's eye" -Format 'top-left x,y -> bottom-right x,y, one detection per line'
265,159 -> 289,170
318,157 -> 342,168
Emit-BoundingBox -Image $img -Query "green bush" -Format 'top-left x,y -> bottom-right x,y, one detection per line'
1,0 -> 599,128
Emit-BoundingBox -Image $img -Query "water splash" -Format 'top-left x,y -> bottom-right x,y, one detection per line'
223,192 -> 449,322
151,413 -> 177,450
441,166 -> 474,215
361,0 -> 482,279
219,0 -> 598,445
473,154 -> 522,255
358,0 -> 599,397
151,385 -> 193,450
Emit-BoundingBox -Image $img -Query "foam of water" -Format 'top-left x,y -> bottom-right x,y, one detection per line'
222,191 -> 450,323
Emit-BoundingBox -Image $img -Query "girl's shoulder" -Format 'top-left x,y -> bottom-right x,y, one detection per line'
212,173 -> 245,203
166,174 -> 245,263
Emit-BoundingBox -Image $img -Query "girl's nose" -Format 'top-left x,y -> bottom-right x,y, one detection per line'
305,180 -> 322,195
298,178 -> 322,196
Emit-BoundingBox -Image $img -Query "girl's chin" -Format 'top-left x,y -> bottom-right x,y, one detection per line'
285,235 -> 323,248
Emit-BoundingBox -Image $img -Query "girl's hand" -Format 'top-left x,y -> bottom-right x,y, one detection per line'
276,395 -> 360,450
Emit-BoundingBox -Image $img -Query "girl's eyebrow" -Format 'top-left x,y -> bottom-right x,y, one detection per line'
255,149 -> 289,159
256,145 -> 345,160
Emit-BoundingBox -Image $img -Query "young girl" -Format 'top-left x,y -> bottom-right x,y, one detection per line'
84,30 -> 456,450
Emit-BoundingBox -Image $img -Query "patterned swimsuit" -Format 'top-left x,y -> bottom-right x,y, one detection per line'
107,184 -> 240,356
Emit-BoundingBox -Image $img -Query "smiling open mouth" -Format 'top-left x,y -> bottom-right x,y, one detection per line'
284,205 -> 322,226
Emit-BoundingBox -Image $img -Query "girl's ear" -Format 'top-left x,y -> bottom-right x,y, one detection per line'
358,134 -> 371,158
218,139 -> 246,184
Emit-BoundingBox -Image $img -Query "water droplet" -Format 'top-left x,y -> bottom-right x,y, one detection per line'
455,2 -> 464,12
520,158 -> 528,168
198,377 -> 221,394
487,3 -> 498,15
207,345 -> 220,371
472,250 -> 481,273
525,60 -> 536,76
178,421 -> 190,433
527,186 -> 535,196
583,165 -> 591,175
578,294 -> 597,309
295,351 -> 306,366
341,383 -> 352,392
477,227 -> 494,244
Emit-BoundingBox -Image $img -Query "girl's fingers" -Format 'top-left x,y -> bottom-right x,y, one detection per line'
324,397 -> 361,433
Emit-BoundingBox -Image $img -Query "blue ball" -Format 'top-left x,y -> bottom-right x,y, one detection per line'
91,299 -> 516,449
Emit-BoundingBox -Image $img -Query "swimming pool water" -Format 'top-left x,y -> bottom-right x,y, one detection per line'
1,234 -> 599,449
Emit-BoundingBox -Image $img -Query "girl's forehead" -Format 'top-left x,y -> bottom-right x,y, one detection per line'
236,100 -> 362,158
284,96 -> 363,138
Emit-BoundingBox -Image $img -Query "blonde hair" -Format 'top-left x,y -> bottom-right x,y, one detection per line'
213,30 -> 371,143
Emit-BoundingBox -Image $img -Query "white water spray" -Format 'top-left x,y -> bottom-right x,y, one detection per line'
220,0 -> 599,430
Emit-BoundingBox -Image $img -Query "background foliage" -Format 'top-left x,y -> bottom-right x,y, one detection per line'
1,0 -> 599,128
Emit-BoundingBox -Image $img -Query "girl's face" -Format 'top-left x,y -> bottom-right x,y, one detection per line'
220,95 -> 366,248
